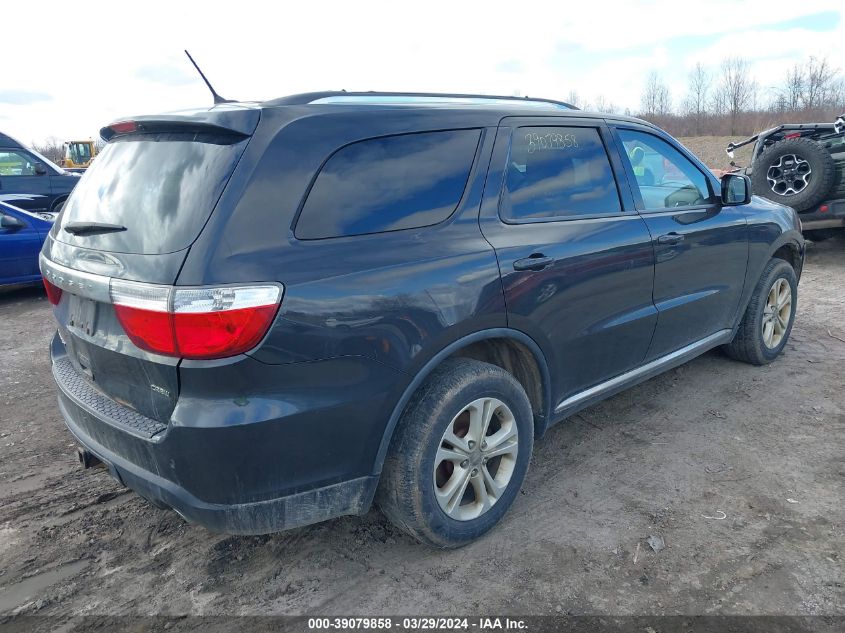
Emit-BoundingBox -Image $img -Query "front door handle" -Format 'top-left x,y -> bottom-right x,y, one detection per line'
513,254 -> 554,271
657,232 -> 684,245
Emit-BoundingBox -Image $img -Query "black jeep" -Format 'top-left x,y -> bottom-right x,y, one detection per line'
727,114 -> 845,238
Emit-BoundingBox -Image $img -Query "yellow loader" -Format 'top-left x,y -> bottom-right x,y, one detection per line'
60,140 -> 98,172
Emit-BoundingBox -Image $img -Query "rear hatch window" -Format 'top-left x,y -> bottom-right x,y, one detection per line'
55,131 -> 249,254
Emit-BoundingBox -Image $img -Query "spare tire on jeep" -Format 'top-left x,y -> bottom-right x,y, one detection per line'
751,137 -> 836,211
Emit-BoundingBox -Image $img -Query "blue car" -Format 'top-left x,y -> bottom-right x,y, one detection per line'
0,198 -> 54,286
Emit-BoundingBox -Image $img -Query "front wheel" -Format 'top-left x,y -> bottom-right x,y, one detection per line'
724,259 -> 798,365
51,198 -> 67,213
376,358 -> 533,548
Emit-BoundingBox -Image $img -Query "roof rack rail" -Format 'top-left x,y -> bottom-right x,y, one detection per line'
264,91 -> 577,110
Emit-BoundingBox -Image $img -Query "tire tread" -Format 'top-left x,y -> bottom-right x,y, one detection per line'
376,357 -> 533,548
725,259 -> 797,365
751,138 -> 836,212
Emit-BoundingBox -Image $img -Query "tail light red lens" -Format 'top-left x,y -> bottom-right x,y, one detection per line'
170,305 -> 280,359
110,280 -> 282,360
113,304 -> 177,356
42,277 -> 63,305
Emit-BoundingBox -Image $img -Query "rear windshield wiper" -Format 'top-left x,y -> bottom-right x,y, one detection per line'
64,221 -> 127,236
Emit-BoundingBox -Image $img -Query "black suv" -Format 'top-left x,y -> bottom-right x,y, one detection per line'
41,93 -> 804,547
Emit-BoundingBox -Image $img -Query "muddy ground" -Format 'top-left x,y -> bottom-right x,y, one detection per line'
0,236 -> 843,621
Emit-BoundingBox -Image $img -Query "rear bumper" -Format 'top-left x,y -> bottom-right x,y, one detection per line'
799,199 -> 845,230
60,393 -> 377,534
50,332 -> 402,534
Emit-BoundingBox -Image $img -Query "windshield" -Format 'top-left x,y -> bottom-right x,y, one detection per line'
68,142 -> 93,163
55,133 -> 248,254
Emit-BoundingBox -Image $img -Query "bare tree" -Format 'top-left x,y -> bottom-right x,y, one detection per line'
781,63 -> 805,111
715,57 -> 757,134
682,63 -> 710,134
803,56 -> 840,110
709,86 -> 727,117
566,90 -> 585,109
640,71 -> 672,118
592,94 -> 619,114
30,136 -> 63,164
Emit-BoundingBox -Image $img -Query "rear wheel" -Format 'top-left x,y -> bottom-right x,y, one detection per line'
376,358 -> 533,548
724,259 -> 797,365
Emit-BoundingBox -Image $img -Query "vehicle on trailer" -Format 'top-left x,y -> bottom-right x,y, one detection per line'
0,132 -> 79,213
0,197 -> 55,287
727,113 -> 845,239
42,91 -> 804,548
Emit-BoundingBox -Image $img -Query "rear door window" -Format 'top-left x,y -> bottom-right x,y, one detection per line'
56,133 -> 249,254
501,127 -> 622,221
295,129 -> 481,239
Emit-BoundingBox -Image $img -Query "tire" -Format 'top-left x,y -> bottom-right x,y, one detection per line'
724,259 -> 798,365
51,198 -> 66,213
376,357 -> 533,548
751,138 -> 836,212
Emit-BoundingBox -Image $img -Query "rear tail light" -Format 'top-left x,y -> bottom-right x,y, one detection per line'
42,277 -> 63,305
110,280 -> 282,360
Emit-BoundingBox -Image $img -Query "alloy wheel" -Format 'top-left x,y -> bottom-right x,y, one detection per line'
766,154 -> 812,196
433,397 -> 519,521
762,277 -> 792,349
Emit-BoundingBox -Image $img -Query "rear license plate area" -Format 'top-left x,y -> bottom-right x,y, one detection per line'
68,294 -> 98,336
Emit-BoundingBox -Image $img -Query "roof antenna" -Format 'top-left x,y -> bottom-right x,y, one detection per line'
184,50 -> 231,105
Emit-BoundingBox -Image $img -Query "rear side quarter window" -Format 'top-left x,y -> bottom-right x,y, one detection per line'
295,129 -> 481,239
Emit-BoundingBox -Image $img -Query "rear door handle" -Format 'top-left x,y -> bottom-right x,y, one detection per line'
513,254 -> 554,271
657,232 -> 684,245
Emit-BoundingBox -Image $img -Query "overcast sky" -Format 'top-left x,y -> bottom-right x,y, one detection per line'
2,0 -> 843,145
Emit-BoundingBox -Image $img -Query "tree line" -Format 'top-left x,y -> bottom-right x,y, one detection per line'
30,137 -> 108,166
567,56 -> 845,138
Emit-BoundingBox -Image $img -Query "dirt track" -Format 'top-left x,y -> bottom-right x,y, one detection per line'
0,236 -> 843,619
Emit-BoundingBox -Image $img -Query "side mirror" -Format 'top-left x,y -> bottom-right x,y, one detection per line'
721,173 -> 751,205
33,163 -> 48,176
1,214 -> 25,230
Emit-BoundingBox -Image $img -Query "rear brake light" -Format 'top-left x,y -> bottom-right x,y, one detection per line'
109,121 -> 137,135
110,280 -> 282,360
42,277 -> 63,305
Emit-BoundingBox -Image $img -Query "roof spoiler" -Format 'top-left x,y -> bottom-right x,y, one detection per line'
100,106 -> 260,142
